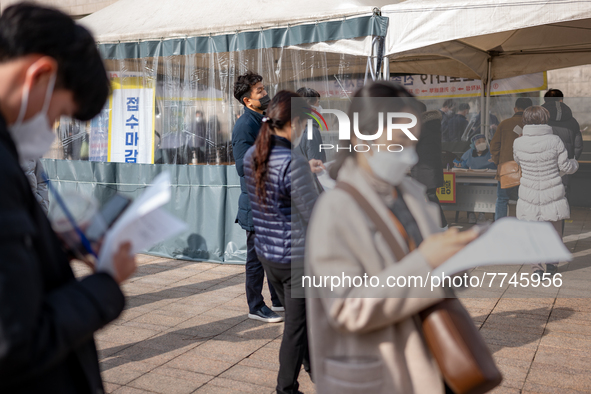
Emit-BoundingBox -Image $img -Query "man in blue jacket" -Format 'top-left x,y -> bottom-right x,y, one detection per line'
232,71 -> 283,323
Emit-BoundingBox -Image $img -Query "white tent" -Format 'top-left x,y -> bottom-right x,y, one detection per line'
54,0 -> 403,263
76,0 -> 399,163
382,0 -> 591,80
381,0 -> 591,134
82,0 -> 399,57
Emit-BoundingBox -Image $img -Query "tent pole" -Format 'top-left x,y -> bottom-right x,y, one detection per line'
484,57 -> 492,141
480,84 -> 485,135
382,55 -> 390,81
375,36 -> 385,81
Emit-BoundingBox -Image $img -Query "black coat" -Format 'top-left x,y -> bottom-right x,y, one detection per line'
444,113 -> 468,142
411,110 -> 445,190
231,107 -> 264,231
542,101 -> 583,160
297,124 -> 326,162
0,114 -> 125,393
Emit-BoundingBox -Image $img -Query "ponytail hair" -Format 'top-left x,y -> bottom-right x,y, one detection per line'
252,90 -> 305,202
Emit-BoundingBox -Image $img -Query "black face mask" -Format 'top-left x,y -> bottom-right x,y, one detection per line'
257,94 -> 270,111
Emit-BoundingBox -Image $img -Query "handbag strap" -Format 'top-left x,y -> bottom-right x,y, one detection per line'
336,182 -> 407,262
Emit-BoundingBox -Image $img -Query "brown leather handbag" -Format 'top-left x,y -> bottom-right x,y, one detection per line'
498,160 -> 521,189
336,182 -> 502,394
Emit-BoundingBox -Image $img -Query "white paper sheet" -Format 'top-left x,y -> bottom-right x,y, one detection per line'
513,125 -> 523,136
96,172 -> 188,276
432,218 -> 572,276
316,160 -> 336,191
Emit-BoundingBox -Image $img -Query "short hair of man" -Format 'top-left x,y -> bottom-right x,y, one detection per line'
523,105 -> 550,125
296,87 -> 320,106
515,97 -> 533,111
458,103 -> 470,111
0,3 -> 110,121
544,89 -> 564,102
442,99 -> 455,109
233,71 -> 263,105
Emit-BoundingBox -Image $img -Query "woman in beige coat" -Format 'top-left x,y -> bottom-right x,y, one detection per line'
305,82 -> 478,394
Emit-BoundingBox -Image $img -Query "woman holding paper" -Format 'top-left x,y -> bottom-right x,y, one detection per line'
243,91 -> 320,394
513,105 -> 579,277
305,82 -> 480,394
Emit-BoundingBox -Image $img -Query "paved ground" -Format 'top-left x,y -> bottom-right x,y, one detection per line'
72,207 -> 591,394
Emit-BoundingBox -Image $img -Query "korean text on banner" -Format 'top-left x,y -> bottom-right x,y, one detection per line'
390,72 -> 547,99
108,77 -> 155,164
437,172 -> 456,203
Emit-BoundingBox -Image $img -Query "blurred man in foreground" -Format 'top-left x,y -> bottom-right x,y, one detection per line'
0,4 -> 136,393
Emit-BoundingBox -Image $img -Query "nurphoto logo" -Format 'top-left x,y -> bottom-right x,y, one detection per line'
303,105 -> 418,153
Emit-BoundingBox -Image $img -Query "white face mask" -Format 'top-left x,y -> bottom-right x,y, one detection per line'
475,142 -> 488,152
8,72 -> 57,161
312,104 -> 323,113
365,146 -> 418,186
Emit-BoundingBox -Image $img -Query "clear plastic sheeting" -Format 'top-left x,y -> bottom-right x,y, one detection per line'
419,96 -> 591,145
49,47 -> 370,165
45,41 -> 375,263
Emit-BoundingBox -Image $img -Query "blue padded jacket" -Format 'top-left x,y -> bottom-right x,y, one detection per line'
244,135 -> 319,264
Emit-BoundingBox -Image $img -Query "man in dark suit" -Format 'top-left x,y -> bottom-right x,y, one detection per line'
231,71 -> 283,323
0,4 -> 136,393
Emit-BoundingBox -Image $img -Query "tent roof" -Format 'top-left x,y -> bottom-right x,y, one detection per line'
382,0 -> 591,79
82,0 -> 398,43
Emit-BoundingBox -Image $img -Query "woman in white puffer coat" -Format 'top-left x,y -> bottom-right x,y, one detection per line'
513,105 -> 579,277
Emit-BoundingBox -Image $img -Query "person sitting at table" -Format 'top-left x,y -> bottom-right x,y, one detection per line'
455,134 -> 497,223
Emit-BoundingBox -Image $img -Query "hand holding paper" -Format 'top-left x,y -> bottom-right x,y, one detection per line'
432,218 -> 572,276
96,172 -> 188,277
316,160 -> 336,190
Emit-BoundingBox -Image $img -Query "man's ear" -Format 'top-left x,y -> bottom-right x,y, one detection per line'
27,56 -> 57,87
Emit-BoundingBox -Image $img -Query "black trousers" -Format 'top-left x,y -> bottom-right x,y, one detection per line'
426,188 -> 448,228
246,231 -> 280,313
261,260 -> 310,394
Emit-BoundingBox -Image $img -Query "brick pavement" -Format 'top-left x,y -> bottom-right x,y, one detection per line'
71,207 -> 591,394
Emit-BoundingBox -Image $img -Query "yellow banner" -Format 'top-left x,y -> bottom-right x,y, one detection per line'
437,172 -> 456,203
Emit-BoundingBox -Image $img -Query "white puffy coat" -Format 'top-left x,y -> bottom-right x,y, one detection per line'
513,124 -> 579,221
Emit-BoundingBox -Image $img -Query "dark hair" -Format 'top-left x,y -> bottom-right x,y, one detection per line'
296,87 -> 320,106
234,71 -> 263,105
544,89 -> 563,102
442,99 -> 456,109
458,103 -> 470,111
329,81 -> 422,179
252,90 -> 305,202
0,3 -> 110,121
515,97 -> 533,110
416,100 -> 427,113
523,105 -> 550,125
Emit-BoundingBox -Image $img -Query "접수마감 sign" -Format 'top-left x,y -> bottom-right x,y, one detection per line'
108,77 -> 155,164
